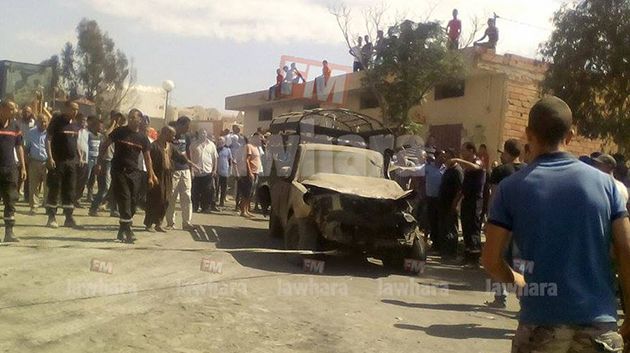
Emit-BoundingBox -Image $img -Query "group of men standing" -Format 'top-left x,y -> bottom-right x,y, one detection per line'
0,98 -> 264,244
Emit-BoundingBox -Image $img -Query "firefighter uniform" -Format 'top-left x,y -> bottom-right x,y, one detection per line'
0,120 -> 22,241
109,125 -> 150,242
46,113 -> 79,227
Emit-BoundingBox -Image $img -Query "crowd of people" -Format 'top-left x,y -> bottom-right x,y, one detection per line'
0,99 -> 269,244
389,116 -> 629,278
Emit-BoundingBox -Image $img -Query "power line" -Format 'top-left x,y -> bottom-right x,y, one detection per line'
495,14 -> 553,31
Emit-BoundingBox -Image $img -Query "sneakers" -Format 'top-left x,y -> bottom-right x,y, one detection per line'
145,225 -> 156,233
155,225 -> 167,233
164,224 -> 174,231
47,216 -> 59,229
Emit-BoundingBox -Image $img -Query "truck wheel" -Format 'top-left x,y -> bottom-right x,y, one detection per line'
381,249 -> 405,268
284,218 -> 319,266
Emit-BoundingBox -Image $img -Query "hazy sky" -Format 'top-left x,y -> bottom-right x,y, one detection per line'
0,0 -> 567,111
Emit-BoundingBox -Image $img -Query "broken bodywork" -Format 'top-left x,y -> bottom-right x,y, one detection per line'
302,173 -> 418,250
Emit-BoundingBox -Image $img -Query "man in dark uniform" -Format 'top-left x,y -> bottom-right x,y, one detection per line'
45,100 -> 82,228
96,109 -> 156,243
450,142 -> 486,267
438,149 -> 464,259
0,100 -> 26,242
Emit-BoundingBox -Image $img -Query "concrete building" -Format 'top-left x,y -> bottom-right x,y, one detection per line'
225,48 -> 609,163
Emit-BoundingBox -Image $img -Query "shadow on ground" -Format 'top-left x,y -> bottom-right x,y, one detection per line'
199,224 -> 398,279
394,323 -> 514,340
382,299 -> 519,320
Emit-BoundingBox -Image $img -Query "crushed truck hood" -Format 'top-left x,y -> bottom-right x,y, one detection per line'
301,173 -> 413,200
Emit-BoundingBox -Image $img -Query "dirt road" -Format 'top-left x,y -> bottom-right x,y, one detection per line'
0,202 -> 519,353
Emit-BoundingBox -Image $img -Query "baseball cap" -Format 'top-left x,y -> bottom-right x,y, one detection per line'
497,139 -> 523,157
593,153 -> 617,169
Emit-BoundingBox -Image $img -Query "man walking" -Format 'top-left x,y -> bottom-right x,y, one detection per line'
166,116 -> 194,230
97,109 -> 156,242
216,136 -> 232,208
190,128 -> 218,213
0,100 -> 26,242
483,96 -> 630,352
45,100 -> 81,229
25,114 -> 49,215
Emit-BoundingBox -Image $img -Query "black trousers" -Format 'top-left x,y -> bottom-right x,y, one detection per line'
0,168 -> 18,226
75,162 -> 88,203
461,196 -> 483,260
217,176 -> 227,206
112,168 -> 142,226
136,171 -> 148,210
192,175 -> 215,211
439,202 -> 459,257
426,197 -> 441,248
46,160 -> 77,216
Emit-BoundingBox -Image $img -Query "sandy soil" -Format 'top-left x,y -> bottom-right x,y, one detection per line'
0,200 -> 521,353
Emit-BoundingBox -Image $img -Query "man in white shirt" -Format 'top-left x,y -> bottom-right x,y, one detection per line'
17,106 -> 35,201
75,114 -> 89,208
349,36 -> 363,72
190,128 -> 218,213
593,154 -> 629,208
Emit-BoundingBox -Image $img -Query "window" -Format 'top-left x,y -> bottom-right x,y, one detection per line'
359,92 -> 379,109
434,80 -> 465,100
259,108 -> 273,121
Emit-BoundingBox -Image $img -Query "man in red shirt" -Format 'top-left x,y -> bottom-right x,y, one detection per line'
446,9 -> 461,50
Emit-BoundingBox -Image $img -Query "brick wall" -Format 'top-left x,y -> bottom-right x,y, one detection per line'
478,51 -> 610,156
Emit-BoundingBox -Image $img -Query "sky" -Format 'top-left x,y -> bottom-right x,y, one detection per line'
0,0 -> 569,112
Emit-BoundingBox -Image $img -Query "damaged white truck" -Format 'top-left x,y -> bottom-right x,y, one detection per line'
261,109 -> 427,268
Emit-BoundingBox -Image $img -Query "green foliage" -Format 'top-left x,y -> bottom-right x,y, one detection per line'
540,0 -> 630,152
56,19 -> 134,114
363,20 -> 465,135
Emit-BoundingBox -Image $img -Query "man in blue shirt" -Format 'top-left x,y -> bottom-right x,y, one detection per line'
424,150 -> 445,251
482,96 -> 630,352
25,114 -> 49,215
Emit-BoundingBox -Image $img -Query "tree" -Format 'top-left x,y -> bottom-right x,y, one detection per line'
540,0 -> 630,152
57,19 -> 135,114
331,5 -> 466,134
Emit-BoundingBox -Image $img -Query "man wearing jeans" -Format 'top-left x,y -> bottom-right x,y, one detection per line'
166,116 -> 193,230
25,114 -> 49,215
482,96 -> 630,352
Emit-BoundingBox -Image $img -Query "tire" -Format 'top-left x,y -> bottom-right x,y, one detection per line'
284,217 -> 319,266
381,250 -> 405,269
269,211 -> 283,238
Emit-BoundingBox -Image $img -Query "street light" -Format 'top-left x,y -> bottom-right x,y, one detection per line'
162,80 -> 175,124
